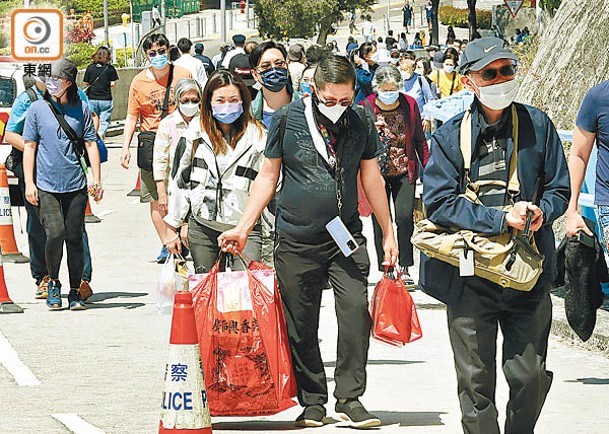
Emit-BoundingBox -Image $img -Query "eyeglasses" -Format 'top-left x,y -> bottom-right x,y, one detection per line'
256,59 -> 286,72
317,94 -> 353,108
147,48 -> 167,57
471,64 -> 517,82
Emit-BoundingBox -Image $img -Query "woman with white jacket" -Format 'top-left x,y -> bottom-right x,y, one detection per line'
164,70 -> 266,272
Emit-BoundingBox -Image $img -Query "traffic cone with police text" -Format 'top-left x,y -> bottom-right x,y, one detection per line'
159,291 -> 212,433
0,164 -> 28,263
0,247 -> 24,314
127,173 -> 141,197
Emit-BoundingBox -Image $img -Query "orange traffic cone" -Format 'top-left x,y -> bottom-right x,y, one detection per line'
0,246 -> 24,314
0,164 -> 29,264
159,291 -> 212,433
84,197 -> 101,223
127,173 -> 141,197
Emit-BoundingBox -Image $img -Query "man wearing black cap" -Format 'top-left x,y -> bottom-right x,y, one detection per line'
221,34 -> 246,69
420,37 -> 570,433
228,40 -> 258,100
193,43 -> 215,76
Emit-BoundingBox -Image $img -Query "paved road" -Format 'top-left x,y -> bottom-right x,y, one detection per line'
1,140 -> 609,433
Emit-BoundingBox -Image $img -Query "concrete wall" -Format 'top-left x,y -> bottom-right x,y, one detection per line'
76,67 -> 143,121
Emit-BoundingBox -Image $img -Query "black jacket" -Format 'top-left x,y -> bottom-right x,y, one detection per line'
419,102 -> 570,304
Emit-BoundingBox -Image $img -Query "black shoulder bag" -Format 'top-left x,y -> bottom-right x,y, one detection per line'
137,64 -> 174,171
44,96 -> 90,172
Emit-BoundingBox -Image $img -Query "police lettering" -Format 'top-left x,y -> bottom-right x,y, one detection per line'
161,391 -> 194,411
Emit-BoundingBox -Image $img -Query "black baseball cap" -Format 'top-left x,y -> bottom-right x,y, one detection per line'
194,42 -> 204,52
458,37 -> 518,75
229,53 -> 255,86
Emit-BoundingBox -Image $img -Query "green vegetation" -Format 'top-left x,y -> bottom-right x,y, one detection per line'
439,6 -> 492,30
65,42 -> 98,69
255,0 -> 375,45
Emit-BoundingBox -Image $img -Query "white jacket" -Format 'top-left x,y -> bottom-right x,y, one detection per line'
164,121 -> 267,229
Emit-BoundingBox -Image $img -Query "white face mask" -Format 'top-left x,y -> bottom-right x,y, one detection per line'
179,101 -> 199,117
444,65 -> 455,73
318,103 -> 348,124
471,79 -> 519,111
401,70 -> 413,80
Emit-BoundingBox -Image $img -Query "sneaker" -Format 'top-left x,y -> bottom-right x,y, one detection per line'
68,290 -> 86,311
35,275 -> 50,299
46,280 -> 62,310
156,245 -> 169,264
335,399 -> 381,428
399,267 -> 415,289
79,280 -> 93,301
295,405 -> 327,428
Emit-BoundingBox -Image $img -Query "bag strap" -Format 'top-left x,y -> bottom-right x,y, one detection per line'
279,104 -> 290,147
460,104 -> 519,195
25,87 -> 38,103
449,72 -> 456,96
43,96 -> 83,148
160,64 -> 175,120
85,64 -> 110,94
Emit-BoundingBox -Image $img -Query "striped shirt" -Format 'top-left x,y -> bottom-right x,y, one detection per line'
475,111 -> 510,209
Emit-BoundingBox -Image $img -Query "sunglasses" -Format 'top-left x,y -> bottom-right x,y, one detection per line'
180,98 -> 200,104
256,60 -> 286,73
471,64 -> 517,81
317,95 -> 353,107
147,48 -> 167,57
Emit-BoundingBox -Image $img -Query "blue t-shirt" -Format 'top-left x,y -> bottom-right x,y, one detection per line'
576,80 -> 609,204
22,98 -> 96,193
403,73 -> 435,118
262,109 -> 274,130
6,86 -> 93,134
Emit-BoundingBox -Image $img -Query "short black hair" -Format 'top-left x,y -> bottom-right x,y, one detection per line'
249,40 -> 287,69
314,54 -> 356,90
358,42 -> 375,59
169,45 -> 181,62
143,33 -> 170,52
305,45 -> 325,65
194,43 -> 204,53
177,38 -> 192,53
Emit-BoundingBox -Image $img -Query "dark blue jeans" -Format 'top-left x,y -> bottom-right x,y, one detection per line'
16,165 -> 92,284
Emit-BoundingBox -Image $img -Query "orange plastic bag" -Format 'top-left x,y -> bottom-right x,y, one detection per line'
370,268 -> 423,346
190,259 -> 297,416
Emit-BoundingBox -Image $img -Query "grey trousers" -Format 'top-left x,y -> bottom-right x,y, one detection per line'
447,277 -> 553,434
275,232 -> 371,407
187,216 -> 262,274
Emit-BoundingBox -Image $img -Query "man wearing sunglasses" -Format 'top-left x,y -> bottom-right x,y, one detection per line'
420,38 -> 570,434
219,55 -> 397,429
120,33 -> 192,263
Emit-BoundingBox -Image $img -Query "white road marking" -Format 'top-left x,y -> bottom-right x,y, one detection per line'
95,209 -> 116,218
0,332 -> 41,387
52,413 -> 105,434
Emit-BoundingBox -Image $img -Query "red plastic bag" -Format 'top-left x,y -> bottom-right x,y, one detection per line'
370,268 -> 422,346
190,259 -> 297,416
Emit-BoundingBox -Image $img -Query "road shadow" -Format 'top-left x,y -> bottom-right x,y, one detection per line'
212,420 -> 305,431
566,377 -> 609,385
324,360 -> 424,368
86,292 -> 148,302
373,411 -> 446,427
84,302 -> 146,309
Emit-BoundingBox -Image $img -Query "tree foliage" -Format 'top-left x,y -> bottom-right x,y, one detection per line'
539,0 -> 562,17
254,0 -> 376,45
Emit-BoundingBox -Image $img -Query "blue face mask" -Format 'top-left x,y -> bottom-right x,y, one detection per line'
259,67 -> 288,92
150,54 -> 169,70
377,90 -> 400,105
212,102 -> 244,124
300,81 -> 312,95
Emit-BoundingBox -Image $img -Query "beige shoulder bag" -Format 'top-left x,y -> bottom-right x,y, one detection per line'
412,106 -> 544,291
